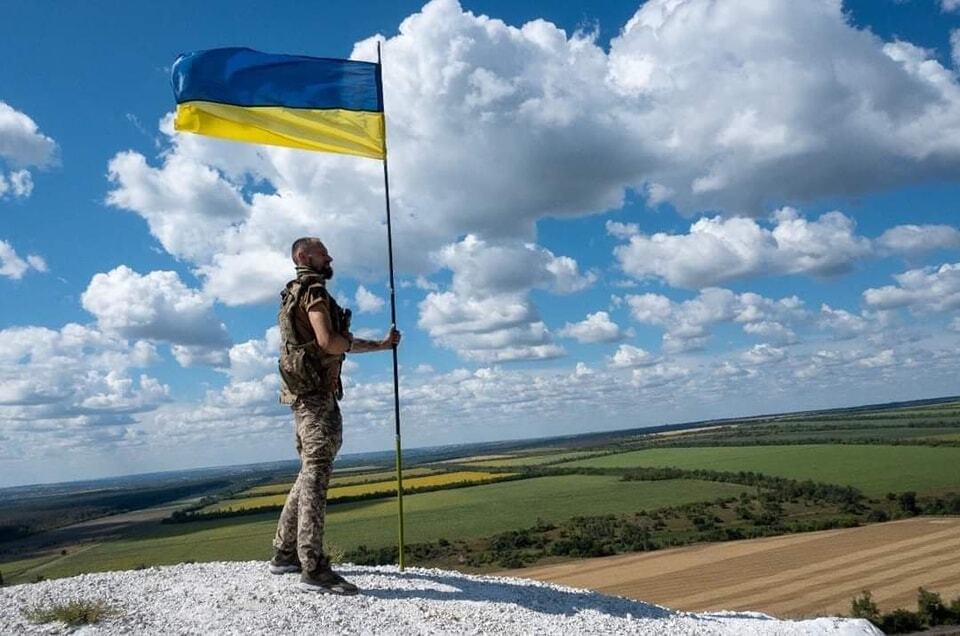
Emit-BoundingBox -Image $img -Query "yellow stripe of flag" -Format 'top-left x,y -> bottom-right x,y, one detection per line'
175,101 -> 386,159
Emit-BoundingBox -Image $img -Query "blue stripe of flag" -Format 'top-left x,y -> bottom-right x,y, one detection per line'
171,47 -> 382,112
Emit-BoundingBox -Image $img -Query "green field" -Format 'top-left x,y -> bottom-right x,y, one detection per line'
463,451 -> 605,467
0,476 -> 747,583
693,426 -> 960,445
564,445 -> 960,496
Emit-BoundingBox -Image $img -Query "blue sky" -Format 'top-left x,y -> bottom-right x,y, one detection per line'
1,0 -> 959,487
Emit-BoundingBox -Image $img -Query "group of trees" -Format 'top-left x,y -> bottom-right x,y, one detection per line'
851,588 -> 960,633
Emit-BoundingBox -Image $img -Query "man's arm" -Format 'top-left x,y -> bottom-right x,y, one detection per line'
308,309 -> 401,355
349,327 -> 402,354
307,308 -> 351,354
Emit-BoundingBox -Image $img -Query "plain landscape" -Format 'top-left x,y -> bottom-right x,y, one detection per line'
2,395 -> 959,623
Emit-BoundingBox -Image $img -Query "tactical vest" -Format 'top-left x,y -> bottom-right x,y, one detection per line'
277,276 -> 350,404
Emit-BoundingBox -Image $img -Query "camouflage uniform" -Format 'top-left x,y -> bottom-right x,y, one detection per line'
272,270 -> 348,573
272,392 -> 343,572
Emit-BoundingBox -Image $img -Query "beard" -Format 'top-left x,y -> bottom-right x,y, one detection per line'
318,263 -> 334,280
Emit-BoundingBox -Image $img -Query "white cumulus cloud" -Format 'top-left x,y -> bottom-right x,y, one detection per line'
741,344 -> 787,366
103,0 -> 960,307
0,324 -> 167,460
417,235 -> 592,361
626,288 -> 807,352
0,239 -> 47,279
876,224 -> 960,255
355,285 -> 386,314
863,262 -> 960,313
613,209 -> 875,288
818,304 -> 870,340
81,266 -> 230,364
558,311 -> 624,343
608,0 -> 960,213
631,363 -> 689,388
0,101 -> 57,199
607,344 -> 655,369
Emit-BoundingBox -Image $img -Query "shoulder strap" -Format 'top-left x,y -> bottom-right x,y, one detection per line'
280,279 -> 312,348
302,282 -> 328,308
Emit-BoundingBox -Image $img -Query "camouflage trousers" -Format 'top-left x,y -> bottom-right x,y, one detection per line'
272,393 -> 343,573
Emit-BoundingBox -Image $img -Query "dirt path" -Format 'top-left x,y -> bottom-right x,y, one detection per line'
496,517 -> 960,618
12,543 -> 100,580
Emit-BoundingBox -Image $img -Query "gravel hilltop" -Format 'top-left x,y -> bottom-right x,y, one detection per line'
0,561 -> 883,635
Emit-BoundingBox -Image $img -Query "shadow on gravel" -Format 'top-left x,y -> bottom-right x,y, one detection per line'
338,566 -> 676,620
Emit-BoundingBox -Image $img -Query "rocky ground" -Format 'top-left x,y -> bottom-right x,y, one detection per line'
0,561 -> 882,634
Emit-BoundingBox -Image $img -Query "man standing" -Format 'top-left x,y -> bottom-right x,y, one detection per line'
270,237 -> 401,594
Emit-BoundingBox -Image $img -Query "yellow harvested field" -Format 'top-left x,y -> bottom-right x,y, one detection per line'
922,433 -> 960,441
435,454 -> 516,464
241,467 -> 440,496
330,466 -> 441,486
242,483 -> 295,496
329,471 -> 514,497
648,425 -> 730,438
497,517 -> 960,619
206,471 -> 514,512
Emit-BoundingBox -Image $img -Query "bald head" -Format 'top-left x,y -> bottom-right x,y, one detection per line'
291,237 -> 323,264
291,237 -> 334,280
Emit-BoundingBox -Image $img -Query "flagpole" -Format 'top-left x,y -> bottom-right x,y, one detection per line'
376,41 -> 406,572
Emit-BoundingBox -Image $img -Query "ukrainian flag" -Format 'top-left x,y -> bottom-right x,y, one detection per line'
171,47 -> 385,160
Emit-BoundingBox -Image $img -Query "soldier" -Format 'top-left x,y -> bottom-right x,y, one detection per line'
269,237 -> 401,594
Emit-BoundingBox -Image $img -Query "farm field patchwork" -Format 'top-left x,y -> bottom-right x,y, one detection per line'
564,445 -> 960,496
206,471 -> 516,512
0,476 -> 749,583
504,517 -> 960,619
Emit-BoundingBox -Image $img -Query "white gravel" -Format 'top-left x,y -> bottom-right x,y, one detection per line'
0,561 -> 882,635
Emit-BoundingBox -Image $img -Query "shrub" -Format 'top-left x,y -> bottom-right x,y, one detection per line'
326,542 -> 346,564
853,587 -> 960,633
897,491 -> 918,515
917,587 -> 951,627
344,544 -> 398,566
23,600 -> 118,626
850,591 -> 880,624
498,554 -> 526,569
880,608 -> 922,634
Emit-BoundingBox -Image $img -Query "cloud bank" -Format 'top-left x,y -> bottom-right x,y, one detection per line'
104,0 -> 960,306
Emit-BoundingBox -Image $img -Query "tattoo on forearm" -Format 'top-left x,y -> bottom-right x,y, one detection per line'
349,338 -> 386,353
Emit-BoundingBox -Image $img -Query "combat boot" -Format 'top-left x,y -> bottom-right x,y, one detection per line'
299,565 -> 359,595
269,548 -> 302,574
